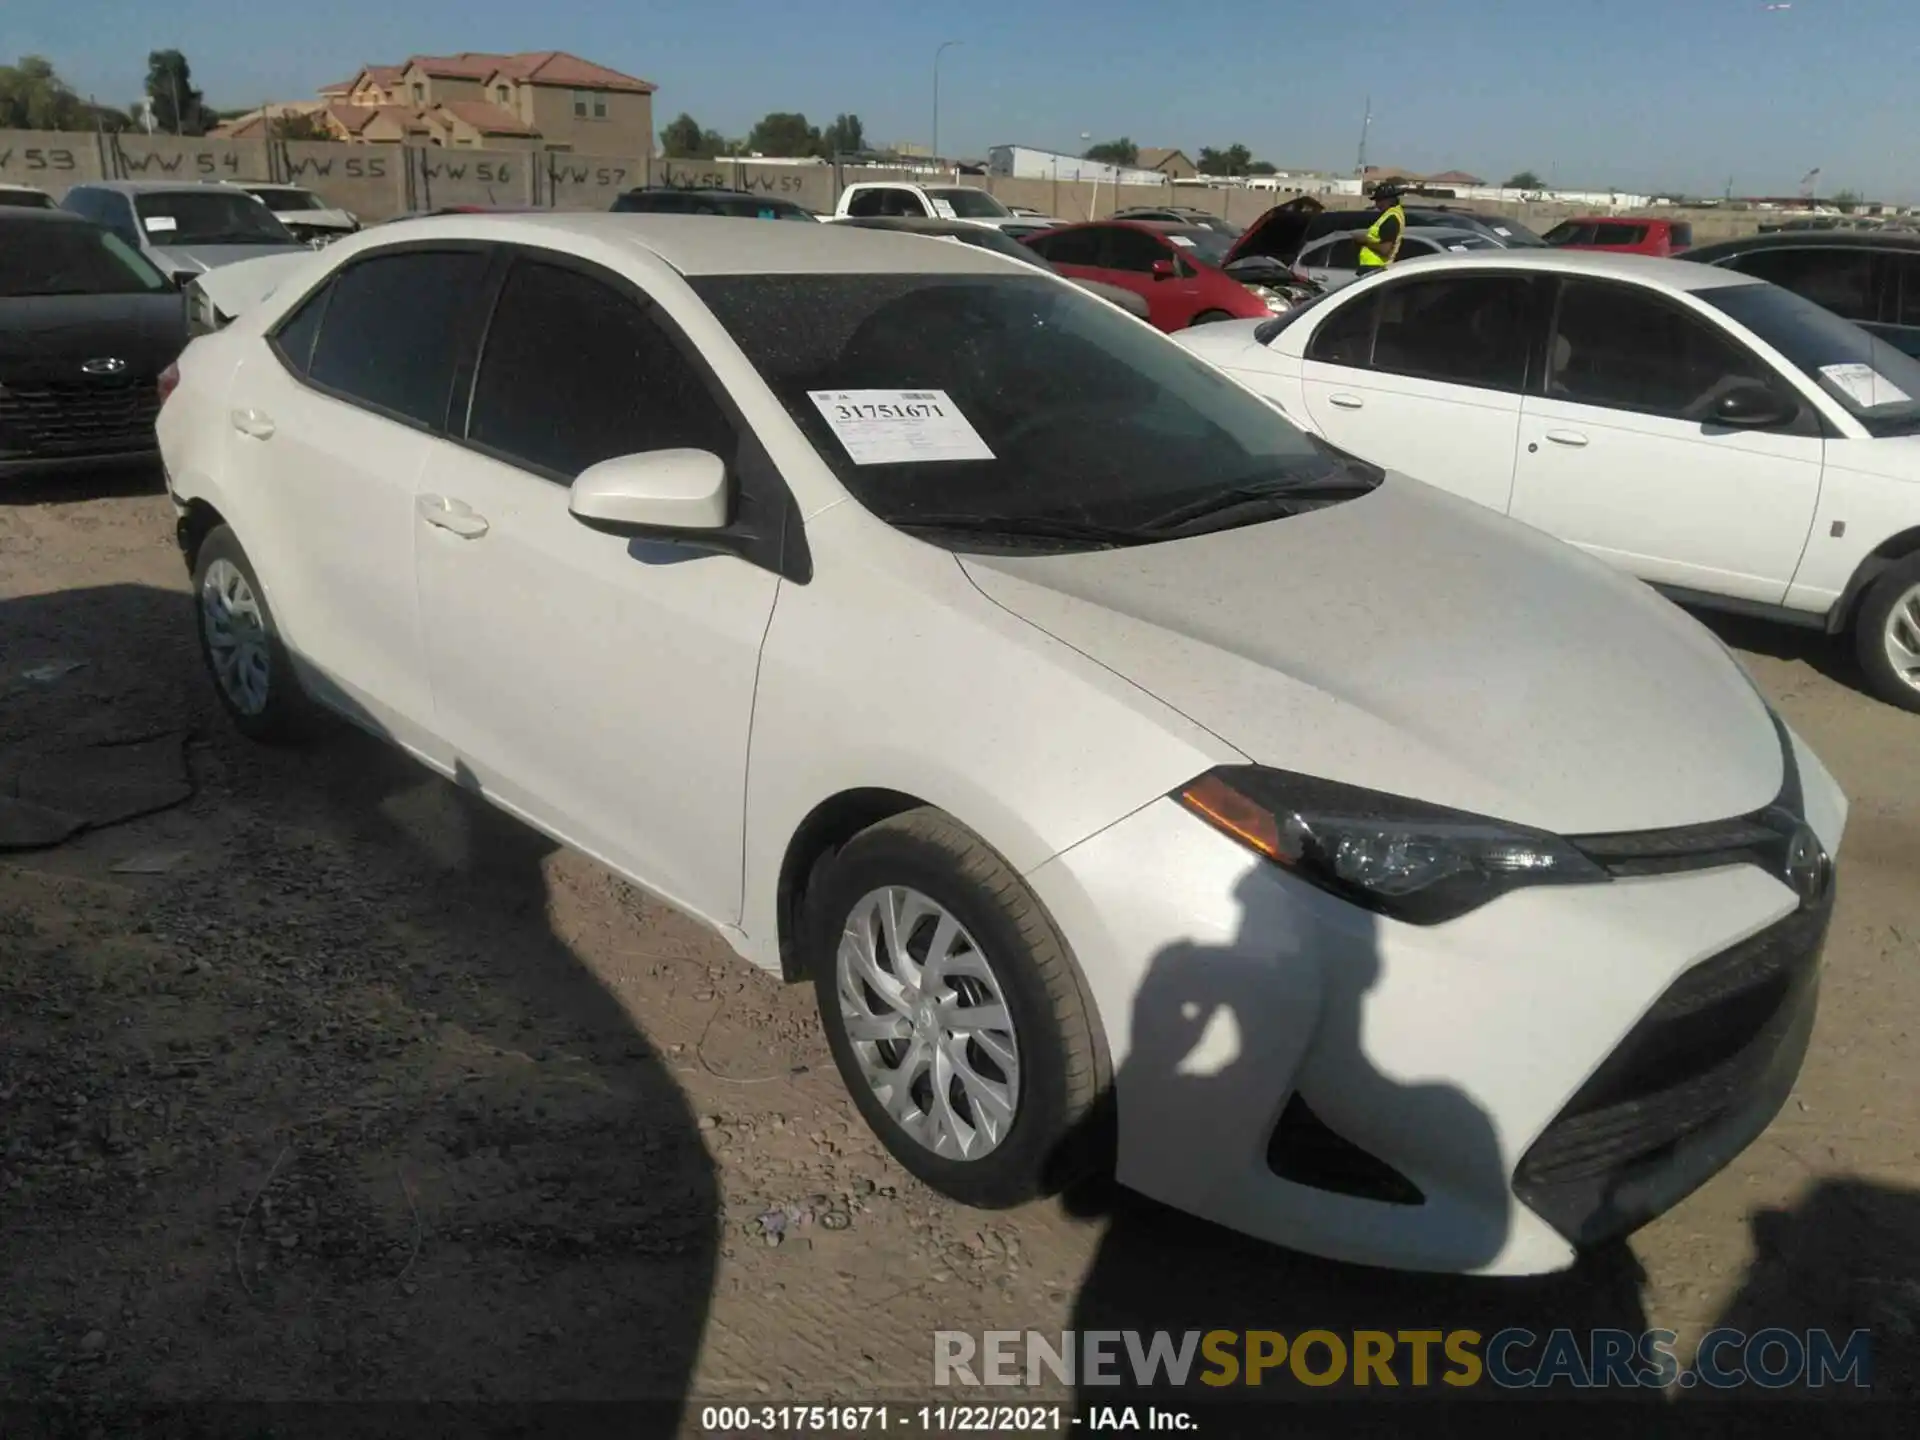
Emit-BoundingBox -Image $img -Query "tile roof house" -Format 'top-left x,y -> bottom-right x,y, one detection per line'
1137,147 -> 1197,180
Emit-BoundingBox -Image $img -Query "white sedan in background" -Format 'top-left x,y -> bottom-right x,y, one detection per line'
158,214 -> 1842,1275
1176,249 -> 1920,711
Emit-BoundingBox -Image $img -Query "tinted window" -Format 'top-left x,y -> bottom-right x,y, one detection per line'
1319,238 -> 1363,269
0,219 -> 169,297
1372,274 -> 1534,391
1398,236 -> 1439,256
1305,288 -> 1380,366
1028,228 -> 1102,266
467,259 -> 733,480
848,188 -> 920,219
1669,223 -> 1693,250
1543,221 -> 1596,246
1728,247 -> 1878,323
305,250 -> 489,426
133,190 -> 294,246
1549,278 -> 1770,420
1592,223 -> 1647,247
1103,227 -> 1168,273
1896,256 -> 1920,328
272,285 -> 329,375
692,272 -> 1370,548
1702,281 -> 1920,436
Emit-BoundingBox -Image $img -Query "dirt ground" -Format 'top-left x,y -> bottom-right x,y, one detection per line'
2,473 -> 1917,1430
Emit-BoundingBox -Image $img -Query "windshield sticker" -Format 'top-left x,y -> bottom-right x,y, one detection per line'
1168,234 -> 1197,247
142,215 -> 178,233
1493,225 -> 1512,235
928,199 -> 957,219
1448,244 -> 1469,252
808,389 -> 994,466
1820,361 -> 1912,409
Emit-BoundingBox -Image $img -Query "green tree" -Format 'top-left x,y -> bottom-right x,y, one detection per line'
1504,169 -> 1544,189
747,111 -> 824,158
1245,159 -> 1277,176
822,113 -> 866,156
145,49 -> 213,136
1832,188 -> 1862,214
272,111 -> 334,142
0,55 -> 91,130
1082,137 -> 1137,166
661,111 -> 705,158
1196,143 -> 1252,177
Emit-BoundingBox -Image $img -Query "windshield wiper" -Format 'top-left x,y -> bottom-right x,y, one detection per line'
894,513 -> 1150,547
1137,469 -> 1378,533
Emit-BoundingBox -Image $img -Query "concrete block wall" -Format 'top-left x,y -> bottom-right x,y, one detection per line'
2,128 -> 1768,242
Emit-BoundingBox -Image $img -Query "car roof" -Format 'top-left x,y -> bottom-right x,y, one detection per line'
0,207 -> 95,226
1553,215 -> 1674,226
70,179 -> 252,195
1359,247 -> 1754,290
625,188 -> 803,202
1685,229 -> 1920,260
0,181 -> 52,192
355,212 -> 1027,277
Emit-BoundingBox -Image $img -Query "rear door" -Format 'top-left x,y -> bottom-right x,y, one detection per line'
1509,276 -> 1824,602
220,246 -> 491,755
1299,270 -> 1538,513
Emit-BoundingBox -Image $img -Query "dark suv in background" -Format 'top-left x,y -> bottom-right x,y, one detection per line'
611,188 -> 819,221
1682,229 -> 1920,359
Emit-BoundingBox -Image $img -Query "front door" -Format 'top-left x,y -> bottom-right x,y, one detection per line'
1299,271 -> 1540,514
1508,276 -> 1824,602
412,252 -> 780,926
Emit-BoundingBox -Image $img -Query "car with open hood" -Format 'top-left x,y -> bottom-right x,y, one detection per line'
157,212 -> 1844,1276
1221,195 -> 1544,288
238,183 -> 361,247
61,180 -> 308,283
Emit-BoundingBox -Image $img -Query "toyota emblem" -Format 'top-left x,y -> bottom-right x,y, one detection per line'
1783,823 -> 1831,904
81,357 -> 128,376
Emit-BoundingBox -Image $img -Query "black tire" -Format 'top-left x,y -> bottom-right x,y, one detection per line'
190,524 -> 320,743
1190,309 -> 1234,326
1853,552 -> 1920,713
804,808 -> 1111,1209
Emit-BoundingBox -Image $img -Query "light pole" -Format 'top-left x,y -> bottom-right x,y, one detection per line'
932,39 -> 961,169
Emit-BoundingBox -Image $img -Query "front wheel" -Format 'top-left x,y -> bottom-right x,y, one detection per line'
1853,553 -> 1920,713
804,809 -> 1110,1209
1189,309 -> 1234,326
191,525 -> 319,743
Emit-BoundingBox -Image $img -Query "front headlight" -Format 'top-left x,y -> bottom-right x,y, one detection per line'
1245,283 -> 1290,313
1175,767 -> 1607,924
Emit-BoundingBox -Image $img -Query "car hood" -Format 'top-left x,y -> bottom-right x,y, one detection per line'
268,208 -> 355,232
0,291 -> 186,383
148,242 -> 311,274
1224,195 -> 1328,265
957,479 -> 1782,835
186,251 -> 321,321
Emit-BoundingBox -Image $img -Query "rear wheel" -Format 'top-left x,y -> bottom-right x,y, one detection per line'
804,808 -> 1110,1208
191,525 -> 319,743
1854,553 -> 1920,714
1190,309 -> 1234,326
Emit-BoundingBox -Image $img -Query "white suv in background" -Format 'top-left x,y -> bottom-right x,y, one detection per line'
1177,249 -> 1920,711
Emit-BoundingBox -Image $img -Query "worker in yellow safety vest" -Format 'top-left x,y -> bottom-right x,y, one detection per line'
1351,181 -> 1407,274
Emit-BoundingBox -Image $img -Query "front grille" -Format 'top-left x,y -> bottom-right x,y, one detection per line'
1573,808 -> 1795,878
1514,887 -> 1830,1243
0,378 -> 160,457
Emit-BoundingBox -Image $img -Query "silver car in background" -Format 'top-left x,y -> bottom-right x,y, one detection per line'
1293,224 -> 1504,293
60,180 -> 309,284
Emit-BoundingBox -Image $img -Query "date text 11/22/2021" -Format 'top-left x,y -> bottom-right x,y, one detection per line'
697,1404 -> 1193,1433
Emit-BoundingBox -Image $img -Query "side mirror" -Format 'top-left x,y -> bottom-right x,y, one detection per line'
1710,381 -> 1794,429
568,449 -> 729,536
1150,257 -> 1177,280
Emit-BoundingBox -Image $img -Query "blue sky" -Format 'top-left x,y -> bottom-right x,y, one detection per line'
3,0 -> 1913,198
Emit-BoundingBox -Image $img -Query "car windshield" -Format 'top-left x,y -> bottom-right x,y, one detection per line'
1702,282 -> 1920,437
0,189 -> 55,209
0,219 -> 171,297
691,272 -> 1379,550
1474,217 -> 1545,246
925,187 -> 1011,219
1165,227 -> 1235,266
133,191 -> 294,246
250,189 -> 322,212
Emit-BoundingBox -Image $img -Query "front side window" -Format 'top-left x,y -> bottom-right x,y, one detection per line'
1304,287 -> 1381,366
692,272 -> 1377,550
1101,227 -> 1168,274
467,259 -> 733,479
0,219 -> 170,297
1319,238 -> 1363,268
1701,280 -> 1920,436
1543,221 -> 1596,246
134,191 -> 294,246
1549,278 -> 1771,421
1370,274 -> 1536,391
1592,222 -> 1648,247
299,249 -> 491,427
1027,227 -> 1102,266
847,188 -> 915,219
1727,247 -> 1878,323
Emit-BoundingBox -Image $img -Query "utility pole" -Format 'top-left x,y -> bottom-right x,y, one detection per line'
169,66 -> 183,136
1354,96 -> 1371,179
932,39 -> 961,169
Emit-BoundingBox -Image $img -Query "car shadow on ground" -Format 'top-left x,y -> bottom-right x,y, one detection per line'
0,461 -> 167,507
0,581 -> 717,1427
1684,605 -> 1863,693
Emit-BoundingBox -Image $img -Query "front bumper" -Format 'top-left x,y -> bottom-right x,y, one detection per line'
1024,748 -> 1843,1276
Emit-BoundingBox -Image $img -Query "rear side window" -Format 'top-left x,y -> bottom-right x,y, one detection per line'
1544,222 -> 1596,246
1669,223 -> 1693,250
1548,278 -> 1771,421
302,249 -> 490,427
1592,223 -> 1647,247
1305,289 -> 1381,366
1372,274 -> 1535,391
466,258 -> 733,480
847,187 -> 920,219
1728,247 -> 1878,323
1028,228 -> 1102,266
270,286 -> 330,374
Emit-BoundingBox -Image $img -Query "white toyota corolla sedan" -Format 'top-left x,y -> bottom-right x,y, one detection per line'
157,214 -> 1846,1275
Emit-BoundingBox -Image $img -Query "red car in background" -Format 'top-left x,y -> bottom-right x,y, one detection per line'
1022,220 -> 1273,331
1542,216 -> 1693,256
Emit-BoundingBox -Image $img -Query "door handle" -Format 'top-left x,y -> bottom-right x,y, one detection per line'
417,494 -> 490,539
1327,393 -> 1365,410
1544,429 -> 1589,447
229,408 -> 275,440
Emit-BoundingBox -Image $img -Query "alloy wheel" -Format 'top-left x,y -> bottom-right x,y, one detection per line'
1884,581 -> 1920,697
200,557 -> 271,716
834,886 -> 1021,1161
